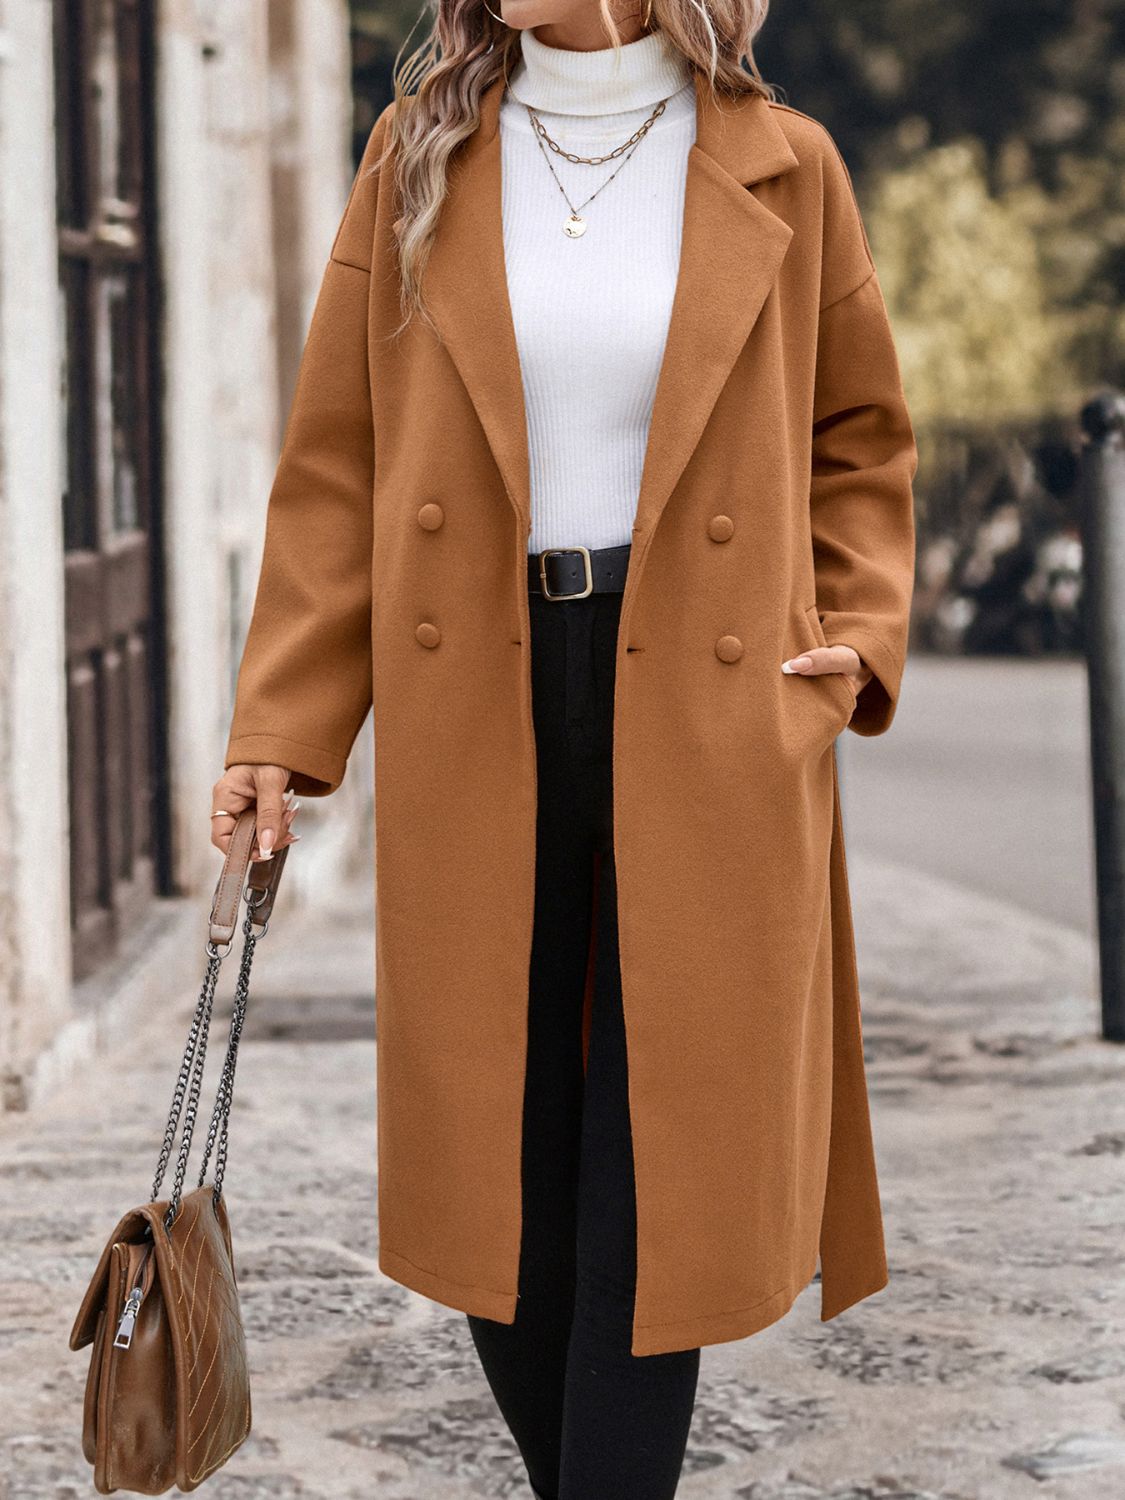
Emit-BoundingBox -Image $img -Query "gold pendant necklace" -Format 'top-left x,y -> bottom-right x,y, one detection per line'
512,92 -> 669,238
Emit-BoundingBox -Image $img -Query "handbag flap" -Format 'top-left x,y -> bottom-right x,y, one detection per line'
69,1205 -> 153,1351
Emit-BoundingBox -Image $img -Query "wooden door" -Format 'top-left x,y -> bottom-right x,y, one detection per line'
54,0 -> 170,978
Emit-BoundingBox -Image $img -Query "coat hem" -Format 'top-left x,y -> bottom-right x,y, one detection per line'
378,1245 -> 518,1323
629,1255 -> 820,1356
379,1247 -> 888,1355
819,1261 -> 890,1323
377,1247 -> 836,1357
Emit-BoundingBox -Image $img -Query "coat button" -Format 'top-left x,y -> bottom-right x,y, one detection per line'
715,634 -> 743,663
417,502 -> 444,531
416,622 -> 441,648
707,513 -> 735,543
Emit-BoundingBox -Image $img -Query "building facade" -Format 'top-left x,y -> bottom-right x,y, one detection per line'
0,0 -> 368,1109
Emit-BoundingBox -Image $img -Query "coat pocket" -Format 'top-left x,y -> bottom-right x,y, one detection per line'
797,605 -> 857,723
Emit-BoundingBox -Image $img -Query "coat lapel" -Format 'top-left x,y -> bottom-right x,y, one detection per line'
634,78 -> 798,537
421,66 -> 799,539
422,75 -> 531,531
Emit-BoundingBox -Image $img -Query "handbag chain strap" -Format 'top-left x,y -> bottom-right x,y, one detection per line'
149,809 -> 289,1233
196,912 -> 258,1197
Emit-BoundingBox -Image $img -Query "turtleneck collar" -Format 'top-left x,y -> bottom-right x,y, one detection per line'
507,26 -> 692,116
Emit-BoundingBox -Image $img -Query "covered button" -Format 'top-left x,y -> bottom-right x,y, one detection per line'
707,513 -> 735,543
416,622 -> 441,648
715,634 -> 743,663
417,502 -> 444,531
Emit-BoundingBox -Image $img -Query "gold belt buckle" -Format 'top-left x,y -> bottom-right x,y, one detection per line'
539,546 -> 593,600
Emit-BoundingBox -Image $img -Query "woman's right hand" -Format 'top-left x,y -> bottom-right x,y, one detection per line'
210,763 -> 300,862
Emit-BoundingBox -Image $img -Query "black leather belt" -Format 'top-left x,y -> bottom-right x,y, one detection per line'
528,544 -> 631,600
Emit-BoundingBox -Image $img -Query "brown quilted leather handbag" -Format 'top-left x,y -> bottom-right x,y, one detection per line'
69,810 -> 289,1494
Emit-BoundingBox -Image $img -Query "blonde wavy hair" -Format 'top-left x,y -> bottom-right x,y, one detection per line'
373,1 -> 775,332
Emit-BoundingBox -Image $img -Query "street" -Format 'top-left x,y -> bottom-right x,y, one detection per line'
841,655 -> 1096,936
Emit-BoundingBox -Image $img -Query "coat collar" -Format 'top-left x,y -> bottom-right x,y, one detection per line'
422,66 -> 799,541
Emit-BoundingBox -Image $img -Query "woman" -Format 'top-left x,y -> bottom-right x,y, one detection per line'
211,0 -> 916,1493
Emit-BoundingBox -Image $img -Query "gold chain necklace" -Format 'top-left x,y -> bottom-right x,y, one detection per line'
510,91 -> 670,239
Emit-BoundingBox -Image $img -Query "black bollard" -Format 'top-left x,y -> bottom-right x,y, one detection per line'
1080,390 -> 1125,1041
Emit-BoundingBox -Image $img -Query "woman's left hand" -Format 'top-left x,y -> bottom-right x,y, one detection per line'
781,644 -> 872,697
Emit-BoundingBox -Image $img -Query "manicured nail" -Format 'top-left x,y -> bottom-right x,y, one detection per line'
782,656 -> 813,673
289,834 -> 301,843
259,829 -> 275,855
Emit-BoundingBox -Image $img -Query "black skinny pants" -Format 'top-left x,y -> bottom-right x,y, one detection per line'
466,580 -> 701,1500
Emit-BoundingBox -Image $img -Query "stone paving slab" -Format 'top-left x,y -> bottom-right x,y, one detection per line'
2,855 -> 1124,1498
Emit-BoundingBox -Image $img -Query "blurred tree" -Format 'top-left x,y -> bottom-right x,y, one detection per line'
757,0 -> 1125,394
757,1 -> 1124,182
866,141 -> 1077,424
351,0 -> 429,160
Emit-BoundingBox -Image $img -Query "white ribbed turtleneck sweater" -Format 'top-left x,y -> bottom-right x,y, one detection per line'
499,27 -> 696,554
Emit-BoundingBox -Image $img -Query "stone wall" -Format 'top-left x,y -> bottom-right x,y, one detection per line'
0,0 -> 361,1108
0,0 -> 71,1106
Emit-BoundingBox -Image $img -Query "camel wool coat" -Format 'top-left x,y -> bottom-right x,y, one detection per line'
225,68 -> 917,1357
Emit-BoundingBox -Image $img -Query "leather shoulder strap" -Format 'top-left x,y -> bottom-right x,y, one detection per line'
208,809 -> 267,947
245,839 -> 289,928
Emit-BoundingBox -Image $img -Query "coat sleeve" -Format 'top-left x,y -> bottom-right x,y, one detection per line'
808,133 -> 917,737
223,107 -> 394,795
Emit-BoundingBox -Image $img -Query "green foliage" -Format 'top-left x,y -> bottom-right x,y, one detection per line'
759,0 -> 1125,411
352,0 -> 427,45
866,141 -> 1079,426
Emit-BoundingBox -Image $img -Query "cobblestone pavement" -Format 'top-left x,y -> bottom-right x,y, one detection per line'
3,853 -> 1124,1500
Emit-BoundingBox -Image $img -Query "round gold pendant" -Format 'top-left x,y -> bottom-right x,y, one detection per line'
563,214 -> 587,239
